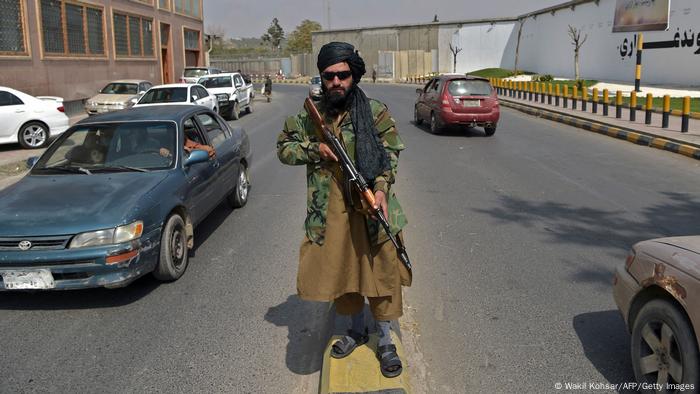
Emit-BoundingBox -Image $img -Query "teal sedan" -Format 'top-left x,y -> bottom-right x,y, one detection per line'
0,105 -> 251,290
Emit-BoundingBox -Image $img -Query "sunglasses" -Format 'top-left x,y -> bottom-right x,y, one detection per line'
321,71 -> 353,81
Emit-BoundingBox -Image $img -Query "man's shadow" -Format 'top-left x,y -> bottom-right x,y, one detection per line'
265,295 -> 335,375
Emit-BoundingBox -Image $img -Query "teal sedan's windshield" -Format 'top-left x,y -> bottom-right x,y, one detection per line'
33,122 -> 177,172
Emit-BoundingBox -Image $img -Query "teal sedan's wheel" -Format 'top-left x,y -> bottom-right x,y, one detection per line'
227,164 -> 250,208
153,214 -> 189,281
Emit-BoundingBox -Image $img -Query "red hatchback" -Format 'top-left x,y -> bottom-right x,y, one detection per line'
414,74 -> 499,136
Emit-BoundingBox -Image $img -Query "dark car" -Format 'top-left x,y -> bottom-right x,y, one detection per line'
414,74 -> 499,136
0,106 -> 251,290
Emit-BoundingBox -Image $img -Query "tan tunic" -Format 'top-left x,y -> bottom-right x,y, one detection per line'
296,175 -> 412,302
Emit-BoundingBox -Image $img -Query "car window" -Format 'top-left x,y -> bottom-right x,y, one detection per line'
35,122 -> 176,171
196,86 -> 209,98
139,88 -> 188,103
448,80 -> 492,96
196,113 -> 226,148
310,76 -> 321,85
198,76 -> 232,89
433,79 -> 441,91
184,68 -> 209,77
190,88 -> 200,101
0,91 -> 24,106
183,117 -> 206,145
422,80 -> 434,93
101,83 -> 138,95
234,75 -> 243,87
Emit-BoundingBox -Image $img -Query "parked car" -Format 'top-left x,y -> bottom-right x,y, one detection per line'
180,67 -> 222,84
85,80 -> 153,115
309,76 -> 322,100
0,86 -> 70,149
134,83 -> 217,112
613,237 -> 700,389
0,105 -> 251,290
197,73 -> 253,120
414,74 -> 499,136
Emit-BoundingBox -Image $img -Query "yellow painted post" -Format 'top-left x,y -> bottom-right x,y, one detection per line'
634,33 -> 644,92
563,85 -> 569,108
540,82 -> 546,103
581,83 -> 588,111
548,83 -> 553,105
592,88 -> 599,114
603,89 -> 610,116
616,90 -> 623,118
572,85 -> 578,110
630,91 -> 637,121
682,96 -> 691,132
645,93 -> 653,125
528,81 -> 534,101
555,84 -> 560,106
662,95 -> 671,128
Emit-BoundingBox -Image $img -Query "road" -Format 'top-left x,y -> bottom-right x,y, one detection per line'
2,83 -> 700,393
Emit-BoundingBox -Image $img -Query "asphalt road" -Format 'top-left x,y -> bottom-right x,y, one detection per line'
2,83 -> 700,393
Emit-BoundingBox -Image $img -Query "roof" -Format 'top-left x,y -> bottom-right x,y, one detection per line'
75,105 -> 206,124
200,73 -> 239,78
149,83 -> 194,89
108,79 -> 150,84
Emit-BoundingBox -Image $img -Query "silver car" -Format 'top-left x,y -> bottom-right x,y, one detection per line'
309,76 -> 322,100
85,80 -> 152,115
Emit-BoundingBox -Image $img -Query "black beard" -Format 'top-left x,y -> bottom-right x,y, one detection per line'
322,84 -> 352,116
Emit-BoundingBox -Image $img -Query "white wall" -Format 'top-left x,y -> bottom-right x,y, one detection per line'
517,0 -> 700,86
438,22 -> 517,74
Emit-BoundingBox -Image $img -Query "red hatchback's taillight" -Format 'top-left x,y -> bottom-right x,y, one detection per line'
57,106 -> 65,112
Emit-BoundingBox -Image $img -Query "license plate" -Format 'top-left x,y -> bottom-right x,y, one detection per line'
2,269 -> 55,290
463,100 -> 481,107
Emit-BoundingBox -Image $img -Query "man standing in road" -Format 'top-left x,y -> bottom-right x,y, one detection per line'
277,42 -> 411,378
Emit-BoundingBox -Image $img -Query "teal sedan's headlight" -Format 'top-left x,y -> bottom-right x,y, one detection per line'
70,221 -> 144,248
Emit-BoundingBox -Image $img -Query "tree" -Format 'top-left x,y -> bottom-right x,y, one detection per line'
287,20 -> 322,54
513,19 -> 524,75
261,18 -> 285,53
568,25 -> 588,81
449,43 -> 462,73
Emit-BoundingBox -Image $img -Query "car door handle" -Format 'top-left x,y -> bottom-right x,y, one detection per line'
212,160 -> 220,169
15,109 -> 25,113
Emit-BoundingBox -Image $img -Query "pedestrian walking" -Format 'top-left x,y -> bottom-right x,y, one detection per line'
277,41 -> 411,378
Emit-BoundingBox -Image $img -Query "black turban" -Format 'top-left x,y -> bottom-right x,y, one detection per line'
316,42 -> 390,183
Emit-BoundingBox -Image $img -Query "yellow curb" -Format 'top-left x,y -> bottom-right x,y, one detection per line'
627,133 -> 641,144
650,138 -> 670,150
678,144 -> 698,158
320,332 -> 410,394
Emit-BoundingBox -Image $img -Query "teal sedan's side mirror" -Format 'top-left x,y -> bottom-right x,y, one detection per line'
26,156 -> 39,169
183,149 -> 209,167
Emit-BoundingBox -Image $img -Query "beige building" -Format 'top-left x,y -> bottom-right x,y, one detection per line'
0,0 -> 205,108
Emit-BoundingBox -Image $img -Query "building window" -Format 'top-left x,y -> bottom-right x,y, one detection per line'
174,0 -> 200,18
158,0 -> 170,10
40,0 -> 105,56
113,11 -> 154,58
131,0 -> 153,4
0,0 -> 27,55
184,29 -> 199,50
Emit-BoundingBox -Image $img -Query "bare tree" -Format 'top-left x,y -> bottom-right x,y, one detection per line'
449,43 -> 462,73
513,19 -> 523,75
568,25 -> 588,81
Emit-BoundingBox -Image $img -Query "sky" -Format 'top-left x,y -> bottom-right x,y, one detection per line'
203,0 -> 565,39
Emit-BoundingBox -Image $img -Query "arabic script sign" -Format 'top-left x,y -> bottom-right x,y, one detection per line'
617,29 -> 700,60
613,0 -> 670,32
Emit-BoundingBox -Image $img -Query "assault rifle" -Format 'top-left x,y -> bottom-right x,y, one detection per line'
304,97 -> 412,272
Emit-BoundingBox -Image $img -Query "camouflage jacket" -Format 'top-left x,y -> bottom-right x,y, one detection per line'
277,99 -> 407,245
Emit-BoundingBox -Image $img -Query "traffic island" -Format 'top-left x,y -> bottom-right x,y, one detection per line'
320,331 -> 411,394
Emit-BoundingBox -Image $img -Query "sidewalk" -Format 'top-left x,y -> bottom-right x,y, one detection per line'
497,90 -> 700,159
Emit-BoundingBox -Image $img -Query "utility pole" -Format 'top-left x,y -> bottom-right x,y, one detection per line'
326,0 -> 331,30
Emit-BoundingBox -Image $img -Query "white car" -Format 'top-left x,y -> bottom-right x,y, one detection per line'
197,73 -> 253,120
133,84 -> 217,112
0,86 -> 70,149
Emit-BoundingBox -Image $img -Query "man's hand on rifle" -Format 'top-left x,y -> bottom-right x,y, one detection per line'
372,190 -> 388,220
319,143 -> 338,162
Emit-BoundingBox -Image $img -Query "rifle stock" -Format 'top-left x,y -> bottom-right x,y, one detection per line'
303,98 -> 412,272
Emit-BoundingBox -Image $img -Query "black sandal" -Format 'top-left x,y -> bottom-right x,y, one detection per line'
376,344 -> 402,378
330,329 -> 369,359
